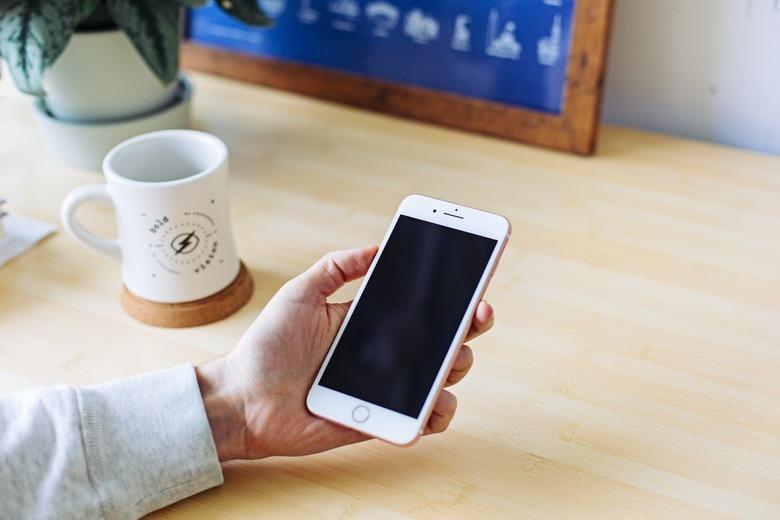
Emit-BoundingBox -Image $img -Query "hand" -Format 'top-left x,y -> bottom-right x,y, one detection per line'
196,246 -> 495,461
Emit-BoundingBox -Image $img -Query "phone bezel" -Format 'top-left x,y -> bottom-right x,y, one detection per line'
306,194 -> 510,445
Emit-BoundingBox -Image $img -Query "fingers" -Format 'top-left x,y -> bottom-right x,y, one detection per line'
436,303 -> 493,423
425,390 -> 457,435
290,246 -> 378,300
442,301 -> 491,388
465,300 -> 494,341
445,345 -> 473,387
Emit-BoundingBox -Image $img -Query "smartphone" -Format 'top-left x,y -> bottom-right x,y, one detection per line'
306,195 -> 510,445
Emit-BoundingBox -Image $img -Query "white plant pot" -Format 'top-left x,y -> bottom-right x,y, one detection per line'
43,29 -> 178,122
33,75 -> 192,170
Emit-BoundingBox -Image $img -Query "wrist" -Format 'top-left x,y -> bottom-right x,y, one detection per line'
195,358 -> 247,462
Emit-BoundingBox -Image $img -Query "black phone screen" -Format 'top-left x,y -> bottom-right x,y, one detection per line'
319,215 -> 498,418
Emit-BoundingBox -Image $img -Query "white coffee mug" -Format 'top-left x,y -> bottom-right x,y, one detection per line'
61,130 -> 241,303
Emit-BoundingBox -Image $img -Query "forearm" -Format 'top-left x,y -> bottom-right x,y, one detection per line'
0,364 -> 223,520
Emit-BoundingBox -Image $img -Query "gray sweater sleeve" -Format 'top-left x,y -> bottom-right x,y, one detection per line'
0,364 -> 224,519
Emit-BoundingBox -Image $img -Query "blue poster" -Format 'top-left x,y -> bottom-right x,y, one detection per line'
188,0 -> 575,114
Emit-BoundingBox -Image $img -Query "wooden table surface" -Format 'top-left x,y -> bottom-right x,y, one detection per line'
1,72 -> 779,519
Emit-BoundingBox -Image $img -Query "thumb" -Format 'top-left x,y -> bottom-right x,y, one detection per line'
290,246 -> 377,300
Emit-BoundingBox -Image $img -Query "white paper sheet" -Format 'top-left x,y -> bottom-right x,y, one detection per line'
0,214 -> 57,268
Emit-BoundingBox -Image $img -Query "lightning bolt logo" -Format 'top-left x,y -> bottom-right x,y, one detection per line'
170,231 -> 199,255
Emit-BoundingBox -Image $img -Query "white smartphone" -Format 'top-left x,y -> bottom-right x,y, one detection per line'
307,194 -> 511,445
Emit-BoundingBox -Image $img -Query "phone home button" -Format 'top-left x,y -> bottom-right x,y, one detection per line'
352,405 -> 370,423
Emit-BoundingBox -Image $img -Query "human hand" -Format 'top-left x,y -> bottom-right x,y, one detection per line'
196,246 -> 495,461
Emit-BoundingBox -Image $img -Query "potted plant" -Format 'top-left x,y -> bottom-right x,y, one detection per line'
0,0 -> 270,168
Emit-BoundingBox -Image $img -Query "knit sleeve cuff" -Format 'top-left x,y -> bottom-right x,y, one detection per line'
76,363 -> 223,519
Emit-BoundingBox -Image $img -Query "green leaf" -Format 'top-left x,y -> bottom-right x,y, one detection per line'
77,0 -> 100,22
216,0 -> 271,26
107,0 -> 180,84
172,0 -> 207,6
0,0 -> 78,95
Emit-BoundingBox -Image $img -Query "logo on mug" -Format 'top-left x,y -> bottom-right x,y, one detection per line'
149,211 -> 221,276
171,231 -> 200,255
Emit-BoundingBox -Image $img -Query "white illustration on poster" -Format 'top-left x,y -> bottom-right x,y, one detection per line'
260,0 -> 287,17
404,9 -> 439,44
298,0 -> 319,23
543,0 -> 563,6
332,19 -> 355,30
451,15 -> 471,51
329,0 -> 360,31
537,14 -> 562,66
366,2 -> 400,37
486,9 -> 521,60
329,0 -> 359,18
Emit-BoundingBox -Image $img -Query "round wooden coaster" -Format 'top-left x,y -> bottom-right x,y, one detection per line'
121,262 -> 254,328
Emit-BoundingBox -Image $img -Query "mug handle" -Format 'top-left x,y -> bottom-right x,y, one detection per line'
60,184 -> 121,261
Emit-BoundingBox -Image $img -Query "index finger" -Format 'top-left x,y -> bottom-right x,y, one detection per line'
465,300 -> 494,341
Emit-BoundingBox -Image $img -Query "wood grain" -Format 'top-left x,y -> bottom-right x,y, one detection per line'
1,72 -> 779,519
181,0 -> 614,155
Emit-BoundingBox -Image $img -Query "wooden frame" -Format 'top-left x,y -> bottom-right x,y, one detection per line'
182,0 -> 613,155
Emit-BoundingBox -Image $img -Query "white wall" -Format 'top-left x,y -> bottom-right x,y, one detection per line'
602,0 -> 780,156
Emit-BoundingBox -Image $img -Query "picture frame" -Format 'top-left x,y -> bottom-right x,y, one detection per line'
182,0 -> 614,155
